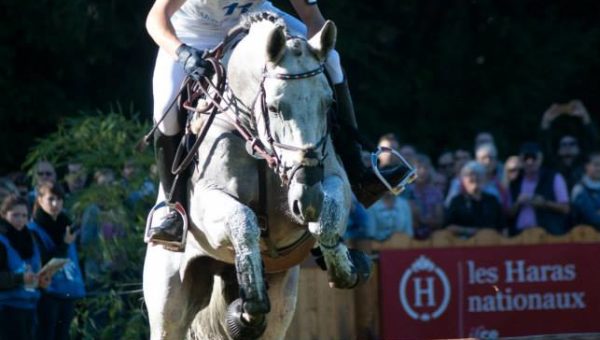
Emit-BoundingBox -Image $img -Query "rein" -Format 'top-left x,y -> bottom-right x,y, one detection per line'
140,29 -> 329,188
182,45 -> 328,187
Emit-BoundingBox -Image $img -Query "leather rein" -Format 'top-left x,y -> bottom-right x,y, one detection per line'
167,31 -> 329,187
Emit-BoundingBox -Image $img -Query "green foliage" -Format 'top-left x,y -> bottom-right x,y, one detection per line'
24,106 -> 151,172
26,110 -> 153,338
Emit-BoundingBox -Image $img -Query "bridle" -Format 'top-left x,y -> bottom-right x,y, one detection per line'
153,34 -> 331,188
248,63 -> 329,186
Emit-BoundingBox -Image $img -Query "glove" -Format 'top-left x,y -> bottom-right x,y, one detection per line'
176,44 -> 211,80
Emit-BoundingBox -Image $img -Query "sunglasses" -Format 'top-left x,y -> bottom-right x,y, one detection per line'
507,167 -> 521,173
37,171 -> 54,177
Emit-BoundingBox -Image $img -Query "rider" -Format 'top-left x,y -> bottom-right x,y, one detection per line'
145,0 -> 413,246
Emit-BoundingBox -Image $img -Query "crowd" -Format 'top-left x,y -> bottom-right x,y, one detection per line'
0,99 -> 597,338
346,99 -> 600,242
0,159 -> 155,339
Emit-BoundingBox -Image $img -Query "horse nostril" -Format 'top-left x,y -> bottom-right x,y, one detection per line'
292,200 -> 302,217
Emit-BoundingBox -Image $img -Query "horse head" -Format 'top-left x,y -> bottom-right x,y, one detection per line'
227,14 -> 337,224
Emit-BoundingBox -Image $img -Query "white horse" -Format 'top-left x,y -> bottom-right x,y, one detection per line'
143,13 -> 370,340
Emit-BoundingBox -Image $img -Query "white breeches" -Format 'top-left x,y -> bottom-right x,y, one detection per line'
152,4 -> 344,135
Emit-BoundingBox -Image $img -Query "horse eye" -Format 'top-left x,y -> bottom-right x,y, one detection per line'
268,105 -> 280,116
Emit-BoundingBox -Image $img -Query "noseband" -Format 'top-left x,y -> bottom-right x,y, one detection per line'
246,63 -> 329,186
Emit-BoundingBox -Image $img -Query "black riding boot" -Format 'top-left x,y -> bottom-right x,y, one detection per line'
147,130 -> 187,246
333,78 -> 415,208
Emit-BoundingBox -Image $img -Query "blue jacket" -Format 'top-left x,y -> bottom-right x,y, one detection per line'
28,221 -> 85,299
0,234 -> 41,309
572,181 -> 600,229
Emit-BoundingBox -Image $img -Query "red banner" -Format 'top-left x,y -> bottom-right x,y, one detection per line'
379,244 -> 600,339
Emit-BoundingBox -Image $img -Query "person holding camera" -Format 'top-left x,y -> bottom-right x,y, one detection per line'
540,100 -> 598,192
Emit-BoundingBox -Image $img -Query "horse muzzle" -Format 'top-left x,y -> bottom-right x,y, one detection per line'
289,181 -> 324,224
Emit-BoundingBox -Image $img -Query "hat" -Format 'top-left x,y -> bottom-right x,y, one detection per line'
519,142 -> 541,156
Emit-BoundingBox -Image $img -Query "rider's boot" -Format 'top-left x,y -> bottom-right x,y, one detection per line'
147,130 -> 187,248
332,78 -> 415,208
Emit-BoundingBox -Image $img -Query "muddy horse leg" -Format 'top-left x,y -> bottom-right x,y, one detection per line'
310,175 -> 372,289
197,189 -> 270,339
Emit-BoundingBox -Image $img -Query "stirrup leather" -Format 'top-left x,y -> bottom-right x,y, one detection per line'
370,146 -> 417,195
144,201 -> 189,251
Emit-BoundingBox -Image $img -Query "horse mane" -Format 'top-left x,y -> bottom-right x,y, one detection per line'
239,11 -> 289,36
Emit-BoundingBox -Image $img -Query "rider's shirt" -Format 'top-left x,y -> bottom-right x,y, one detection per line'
172,0 -> 267,41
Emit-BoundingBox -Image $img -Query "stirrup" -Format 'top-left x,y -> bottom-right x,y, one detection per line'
144,201 -> 189,252
370,146 -> 417,195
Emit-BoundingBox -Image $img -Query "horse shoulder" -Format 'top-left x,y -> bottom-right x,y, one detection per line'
194,125 -> 259,204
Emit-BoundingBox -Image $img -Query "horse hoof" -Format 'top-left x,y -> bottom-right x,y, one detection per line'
327,249 -> 373,289
226,298 -> 267,340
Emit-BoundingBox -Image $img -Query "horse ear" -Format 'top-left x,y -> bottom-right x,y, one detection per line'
308,20 -> 337,61
266,26 -> 286,64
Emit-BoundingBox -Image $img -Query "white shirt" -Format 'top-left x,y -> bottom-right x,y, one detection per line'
171,0 -> 267,41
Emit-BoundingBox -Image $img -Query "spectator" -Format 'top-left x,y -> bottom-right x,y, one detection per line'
444,149 -> 472,207
27,181 -> 85,340
474,131 -> 495,150
436,151 -> 454,195
540,100 -> 598,192
475,143 -> 510,210
7,172 -> 29,198
432,172 -> 448,196
399,144 -> 417,164
367,192 -> 413,241
0,195 -> 49,340
554,135 -> 584,192
509,142 -> 570,235
27,160 -> 57,208
80,169 -> 127,288
571,152 -> 600,230
344,194 -> 374,241
0,177 -> 20,203
411,154 -> 444,239
63,162 -> 88,197
445,161 -> 505,238
121,160 -> 156,209
502,155 -> 522,189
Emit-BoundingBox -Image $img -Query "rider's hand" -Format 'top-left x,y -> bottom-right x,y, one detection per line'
176,44 -> 212,80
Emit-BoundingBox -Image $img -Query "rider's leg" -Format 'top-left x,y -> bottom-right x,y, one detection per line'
148,130 -> 188,243
147,48 -> 189,244
325,51 -> 414,208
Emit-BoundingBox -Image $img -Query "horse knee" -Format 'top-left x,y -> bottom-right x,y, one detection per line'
227,206 -> 261,245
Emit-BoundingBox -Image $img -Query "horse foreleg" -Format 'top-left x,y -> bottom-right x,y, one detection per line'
310,175 -> 364,289
198,190 -> 270,319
